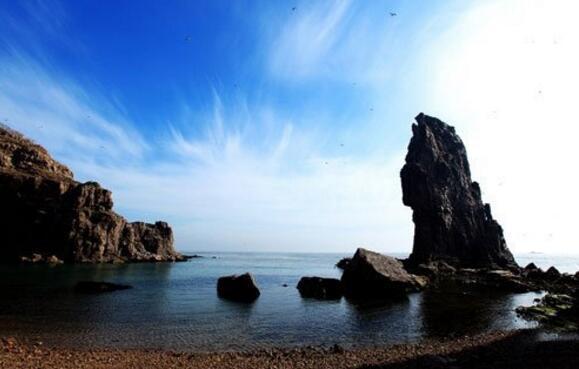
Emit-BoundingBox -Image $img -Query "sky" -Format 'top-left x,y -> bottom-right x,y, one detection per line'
0,0 -> 578,255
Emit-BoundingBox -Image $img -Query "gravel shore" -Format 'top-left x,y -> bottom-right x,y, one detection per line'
1,330 -> 577,369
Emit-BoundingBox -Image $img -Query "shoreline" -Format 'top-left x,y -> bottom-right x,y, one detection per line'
2,329 -> 578,369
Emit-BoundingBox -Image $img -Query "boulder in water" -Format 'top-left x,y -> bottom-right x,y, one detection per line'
217,273 -> 260,302
341,248 -> 423,299
297,277 -> 343,299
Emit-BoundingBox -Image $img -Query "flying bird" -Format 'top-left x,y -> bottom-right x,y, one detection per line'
389,12 -> 397,17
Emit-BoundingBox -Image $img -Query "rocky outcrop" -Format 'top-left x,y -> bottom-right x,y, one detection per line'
217,273 -> 261,302
341,248 -> 425,299
0,124 -> 184,263
401,113 -> 517,269
297,277 -> 343,299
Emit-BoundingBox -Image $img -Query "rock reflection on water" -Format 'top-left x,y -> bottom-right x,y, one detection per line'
0,253 -> 543,351
418,284 -> 542,338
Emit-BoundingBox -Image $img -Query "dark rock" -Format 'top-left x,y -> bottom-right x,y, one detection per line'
74,281 -> 132,294
401,113 -> 517,269
413,260 -> 457,278
524,262 -> 539,271
336,257 -> 352,270
331,344 -> 345,354
523,265 -> 545,280
297,277 -> 343,299
575,272 -> 579,280
484,270 -> 532,293
517,293 -> 578,330
341,248 -> 424,299
546,266 -> 561,280
0,125 -> 183,263
217,273 -> 260,302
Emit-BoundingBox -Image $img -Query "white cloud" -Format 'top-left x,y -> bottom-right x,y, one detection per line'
421,0 -> 579,254
269,0 -> 352,79
0,56 -> 411,253
267,0 -> 409,86
0,56 -> 147,168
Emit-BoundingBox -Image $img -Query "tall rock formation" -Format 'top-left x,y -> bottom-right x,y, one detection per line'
0,124 -> 184,263
400,113 -> 517,269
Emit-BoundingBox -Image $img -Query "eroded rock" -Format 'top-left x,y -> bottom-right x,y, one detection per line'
401,113 -> 517,269
0,124 -> 183,263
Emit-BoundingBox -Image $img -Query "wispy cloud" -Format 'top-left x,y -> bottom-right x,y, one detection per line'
0,56 -> 147,168
269,0 -> 352,79
0,53 -> 411,253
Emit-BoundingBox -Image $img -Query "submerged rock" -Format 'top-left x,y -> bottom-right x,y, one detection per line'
217,273 -> 261,302
341,248 -> 424,299
297,277 -> 343,299
0,124 -> 184,263
74,281 -> 132,294
517,293 -> 578,330
400,113 -> 517,269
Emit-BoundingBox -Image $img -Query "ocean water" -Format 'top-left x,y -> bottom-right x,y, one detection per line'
0,252 -> 576,352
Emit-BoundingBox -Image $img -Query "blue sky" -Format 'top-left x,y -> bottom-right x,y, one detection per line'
1,0 -> 578,254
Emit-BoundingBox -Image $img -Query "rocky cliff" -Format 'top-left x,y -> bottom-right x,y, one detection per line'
400,113 -> 517,269
0,124 -> 184,263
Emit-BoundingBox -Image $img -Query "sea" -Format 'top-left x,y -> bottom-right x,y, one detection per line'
0,252 -> 577,352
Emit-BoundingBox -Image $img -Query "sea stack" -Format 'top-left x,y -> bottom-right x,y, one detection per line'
400,113 -> 517,269
0,124 -> 184,263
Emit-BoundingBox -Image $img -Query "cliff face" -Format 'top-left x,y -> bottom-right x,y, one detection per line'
0,124 -> 184,263
400,114 -> 517,269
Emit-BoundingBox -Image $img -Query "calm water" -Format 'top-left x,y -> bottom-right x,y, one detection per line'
0,252 -> 576,352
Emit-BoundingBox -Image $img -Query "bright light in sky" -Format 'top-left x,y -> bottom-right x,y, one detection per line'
0,0 -> 577,254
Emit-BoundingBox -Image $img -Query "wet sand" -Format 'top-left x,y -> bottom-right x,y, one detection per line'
1,329 -> 577,369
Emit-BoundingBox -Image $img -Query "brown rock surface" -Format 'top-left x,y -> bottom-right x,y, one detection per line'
0,124 -> 183,263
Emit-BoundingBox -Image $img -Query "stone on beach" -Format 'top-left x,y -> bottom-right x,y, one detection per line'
217,273 -> 261,302
0,124 -> 184,263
